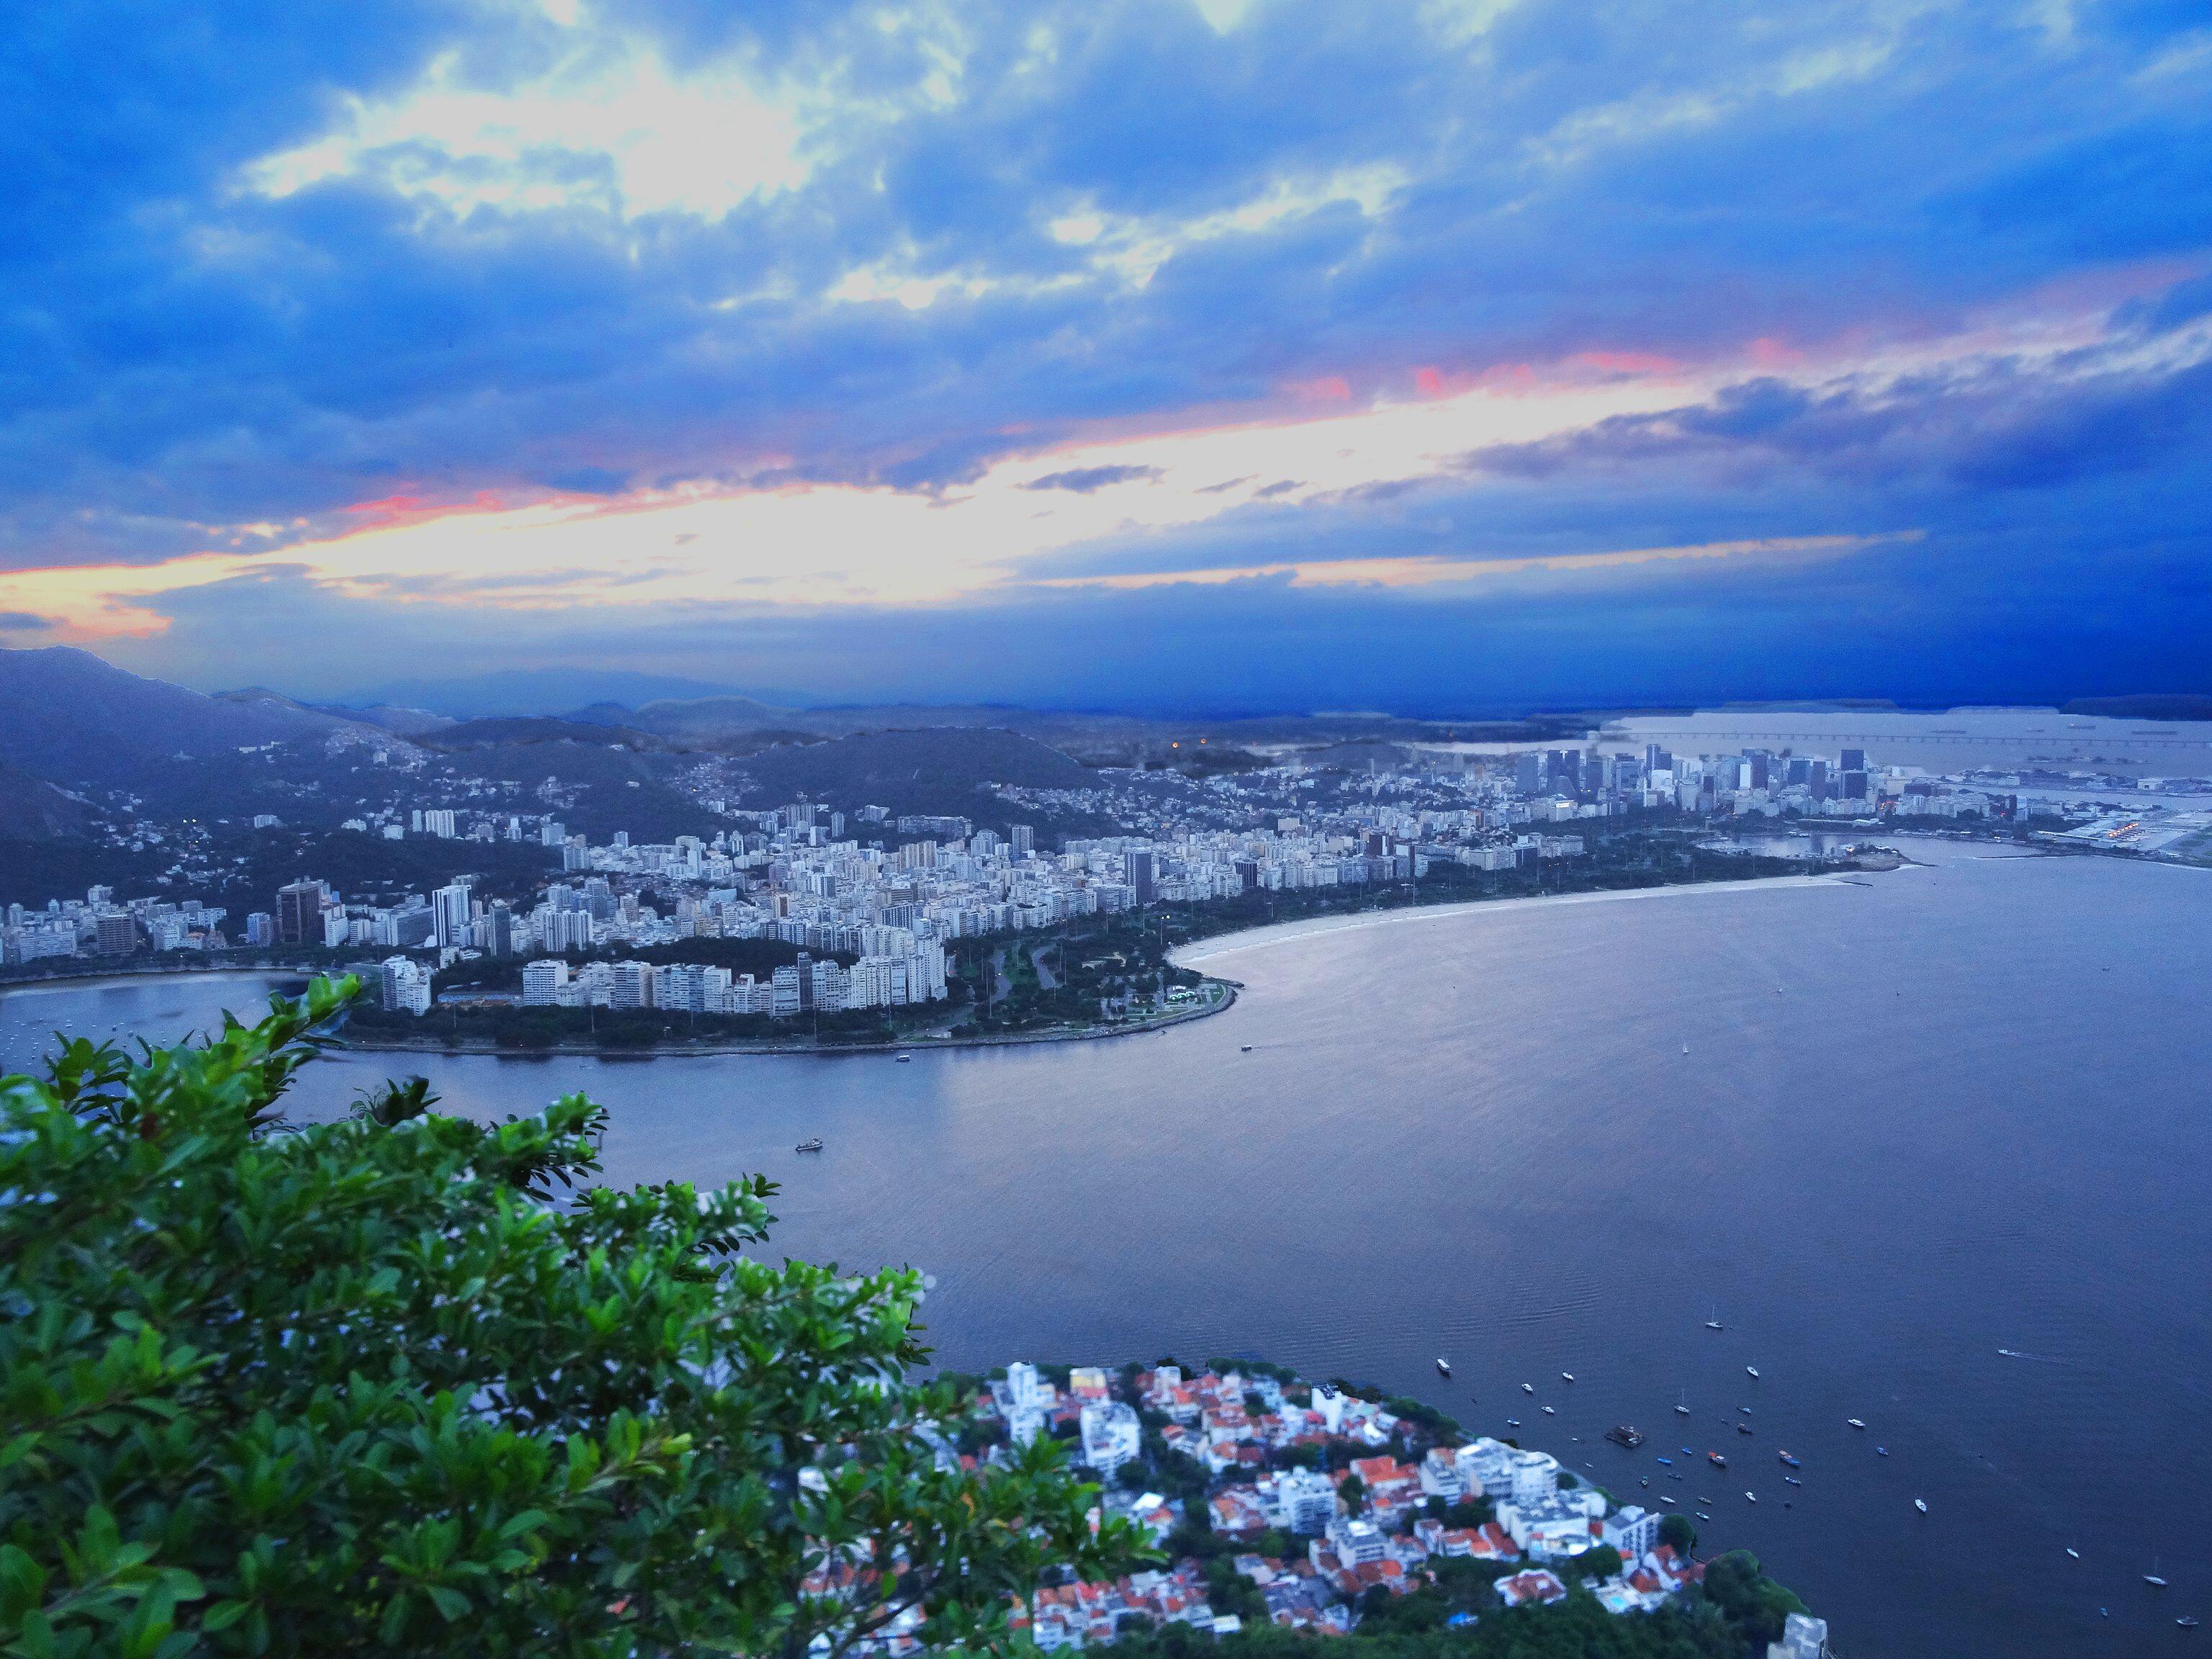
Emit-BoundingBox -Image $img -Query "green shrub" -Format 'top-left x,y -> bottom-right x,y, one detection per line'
0,978 -> 1140,1656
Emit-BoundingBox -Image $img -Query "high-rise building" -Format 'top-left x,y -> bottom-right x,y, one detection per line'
93,912 -> 137,956
275,880 -> 327,946
431,883 -> 472,949
1840,748 -> 1866,773
1010,823 -> 1035,856
378,956 -> 432,1015
1127,849 -> 1157,907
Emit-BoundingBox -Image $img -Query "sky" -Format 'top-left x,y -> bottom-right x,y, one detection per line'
3,0 -> 2210,714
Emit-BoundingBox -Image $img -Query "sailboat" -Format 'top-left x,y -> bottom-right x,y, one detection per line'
1704,1305 -> 1724,1331
2148,1559 -> 2171,1588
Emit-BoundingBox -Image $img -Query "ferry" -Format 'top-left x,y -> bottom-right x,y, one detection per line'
796,1138 -> 824,1153
1435,1358 -> 1452,1378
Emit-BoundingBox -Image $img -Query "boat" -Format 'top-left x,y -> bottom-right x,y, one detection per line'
1541,1406 -> 1556,1415
1655,1457 -> 1673,1466
1436,1358 -> 1452,1378
2067,1550 -> 2080,1560
1779,1451 -> 1801,1468
1505,1419 -> 1520,1428
1521,1382 -> 1534,1394
1606,1425 -> 1645,1449
1682,1043 -> 1690,1055
1745,1491 -> 1757,1504
1561,1372 -> 1575,1382
1695,1512 -> 1711,1521
1659,1494 -> 1676,1504
1707,1452 -> 1727,1469
1640,1478 -> 1650,1488
1847,1419 -> 1866,1429
796,1138 -> 824,1152
1675,1403 -> 1691,1416
895,1053 -> 912,1063
1240,1045 -> 1253,1053
1876,1447 -> 1890,1457
2180,1615 -> 2200,1629
1784,1475 -> 1803,1487
1915,1499 -> 1928,1514
1745,1364 -> 1761,1379
1704,1318 -> 1724,1331
1737,1423 -> 1754,1436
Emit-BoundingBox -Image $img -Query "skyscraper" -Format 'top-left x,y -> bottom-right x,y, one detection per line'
1127,848 -> 1157,907
275,879 -> 326,946
431,882 -> 472,949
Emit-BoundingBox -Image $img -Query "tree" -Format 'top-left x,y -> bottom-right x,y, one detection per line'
1336,1473 -> 1366,1511
1658,1513 -> 1699,1553
0,977 -> 1143,1657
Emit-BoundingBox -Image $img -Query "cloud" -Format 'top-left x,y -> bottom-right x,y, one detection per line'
1021,464 -> 1163,492
4,0 -> 2211,704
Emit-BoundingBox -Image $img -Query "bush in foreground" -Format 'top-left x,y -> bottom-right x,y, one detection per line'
0,976 -> 1140,1656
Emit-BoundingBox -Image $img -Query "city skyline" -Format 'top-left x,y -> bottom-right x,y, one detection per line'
2,1 -> 2208,711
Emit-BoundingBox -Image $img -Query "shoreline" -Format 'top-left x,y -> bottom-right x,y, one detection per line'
1169,871 -> 1866,967
5,866 -> 1892,1060
331,981 -> 1238,1058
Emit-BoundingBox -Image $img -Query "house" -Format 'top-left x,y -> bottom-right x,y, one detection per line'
1496,1569 -> 1569,1608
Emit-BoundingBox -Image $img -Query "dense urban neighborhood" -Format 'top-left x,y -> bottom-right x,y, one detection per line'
875,1358 -> 1823,1658
12,710 -> 2206,1028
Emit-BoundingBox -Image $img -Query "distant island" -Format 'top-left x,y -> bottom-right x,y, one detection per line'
929,1355 -> 1822,1656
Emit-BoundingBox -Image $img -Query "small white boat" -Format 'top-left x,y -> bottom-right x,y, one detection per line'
1521,1382 -> 1534,1394
1682,1043 -> 1690,1055
1541,1406 -> 1556,1415
1915,1498 -> 1928,1515
1436,1358 -> 1452,1378
2149,1575 -> 2172,1588
2067,1549 -> 2080,1560
1745,1491 -> 1757,1504
1675,1403 -> 1691,1416
1745,1365 -> 1761,1379
1561,1372 -> 1575,1382
1847,1419 -> 1866,1429
895,1053 -> 912,1062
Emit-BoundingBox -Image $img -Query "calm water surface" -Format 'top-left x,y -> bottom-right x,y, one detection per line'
7,845 -> 2210,1659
